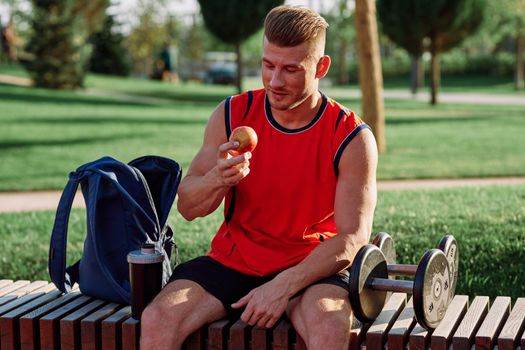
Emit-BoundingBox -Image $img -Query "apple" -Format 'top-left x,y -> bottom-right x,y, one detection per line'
229,126 -> 258,154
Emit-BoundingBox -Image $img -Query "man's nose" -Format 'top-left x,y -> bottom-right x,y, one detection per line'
269,69 -> 284,88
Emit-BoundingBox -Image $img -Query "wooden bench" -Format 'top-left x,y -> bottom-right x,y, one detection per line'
1,280 -> 524,349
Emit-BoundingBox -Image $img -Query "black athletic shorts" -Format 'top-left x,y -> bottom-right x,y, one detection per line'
168,256 -> 349,314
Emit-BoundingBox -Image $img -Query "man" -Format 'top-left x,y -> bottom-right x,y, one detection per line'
141,5 -> 377,349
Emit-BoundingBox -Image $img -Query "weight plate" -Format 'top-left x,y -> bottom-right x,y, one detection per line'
413,249 -> 451,330
372,232 -> 396,264
437,235 -> 459,300
349,245 -> 388,323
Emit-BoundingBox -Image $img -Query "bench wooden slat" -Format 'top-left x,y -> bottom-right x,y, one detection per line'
122,317 -> 140,350
475,296 -> 511,349
349,318 -> 368,350
0,283 -> 57,317
184,326 -> 207,350
39,295 -> 93,350
0,281 -> 50,307
0,281 -> 30,297
408,323 -> 429,349
228,319 -> 250,350
387,297 -> 416,349
251,326 -> 271,350
208,319 -> 231,350
498,297 -> 525,350
366,292 -> 406,349
0,285 -> 59,350
272,318 -> 292,350
429,294 -> 469,350
60,299 -> 107,350
293,333 -> 307,350
19,291 -> 81,350
0,280 -> 14,289
101,305 -> 131,350
522,326 -> 525,350
80,302 -> 121,350
452,295 -> 490,350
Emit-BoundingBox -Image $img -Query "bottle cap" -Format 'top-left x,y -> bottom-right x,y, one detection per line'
127,243 -> 164,264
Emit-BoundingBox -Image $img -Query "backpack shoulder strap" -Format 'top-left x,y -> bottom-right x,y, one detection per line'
48,172 -> 81,293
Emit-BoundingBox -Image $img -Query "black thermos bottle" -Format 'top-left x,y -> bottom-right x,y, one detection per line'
127,243 -> 164,319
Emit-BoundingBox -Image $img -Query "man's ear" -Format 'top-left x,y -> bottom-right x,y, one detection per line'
315,55 -> 331,79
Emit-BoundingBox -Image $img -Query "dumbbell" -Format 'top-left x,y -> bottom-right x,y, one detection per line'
372,232 -> 396,264
372,232 -> 459,299
437,235 -> 459,299
349,244 -> 454,330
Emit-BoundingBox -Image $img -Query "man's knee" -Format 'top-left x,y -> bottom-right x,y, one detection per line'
290,285 -> 351,348
304,311 -> 351,348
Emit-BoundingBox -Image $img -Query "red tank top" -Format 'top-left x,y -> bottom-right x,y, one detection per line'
208,89 -> 369,276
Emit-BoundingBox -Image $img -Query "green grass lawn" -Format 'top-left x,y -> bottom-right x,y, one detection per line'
1,185 -> 523,299
382,74 -> 525,94
1,67 -> 524,190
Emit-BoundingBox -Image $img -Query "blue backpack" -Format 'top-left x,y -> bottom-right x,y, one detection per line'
48,156 -> 182,304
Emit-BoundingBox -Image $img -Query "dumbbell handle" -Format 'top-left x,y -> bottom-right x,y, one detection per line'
387,264 -> 418,277
366,277 -> 414,294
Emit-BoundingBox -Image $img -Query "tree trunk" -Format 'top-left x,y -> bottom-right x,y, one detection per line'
430,48 -> 440,105
354,0 -> 386,153
410,55 -> 424,95
235,42 -> 242,94
338,39 -> 349,85
515,26 -> 525,90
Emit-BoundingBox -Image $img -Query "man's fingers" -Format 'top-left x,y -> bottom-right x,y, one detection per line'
218,141 -> 239,159
256,314 -> 273,328
264,315 -> 280,328
220,152 -> 251,167
231,292 -> 251,309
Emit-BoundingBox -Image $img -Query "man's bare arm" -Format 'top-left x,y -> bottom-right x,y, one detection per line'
177,101 -> 252,221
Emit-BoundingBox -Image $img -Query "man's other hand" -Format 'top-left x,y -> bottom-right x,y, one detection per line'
231,279 -> 290,328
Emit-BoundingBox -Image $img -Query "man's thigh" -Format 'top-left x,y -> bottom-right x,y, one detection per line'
169,256 -> 273,314
151,278 -> 227,327
286,283 -> 352,334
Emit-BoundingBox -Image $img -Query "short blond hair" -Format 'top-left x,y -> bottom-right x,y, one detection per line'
264,5 -> 328,47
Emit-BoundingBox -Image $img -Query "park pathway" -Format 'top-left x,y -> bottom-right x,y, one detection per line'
1,177 -> 525,213
2,73 -> 525,106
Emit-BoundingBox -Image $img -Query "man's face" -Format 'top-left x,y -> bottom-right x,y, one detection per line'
261,37 -> 322,111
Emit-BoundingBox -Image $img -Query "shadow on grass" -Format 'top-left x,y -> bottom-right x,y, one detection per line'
0,84 -> 153,107
386,115 -> 492,125
7,116 -> 208,126
0,83 -> 229,108
124,89 -> 229,105
0,132 -> 149,150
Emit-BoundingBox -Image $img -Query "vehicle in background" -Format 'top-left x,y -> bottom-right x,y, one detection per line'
203,51 -> 237,85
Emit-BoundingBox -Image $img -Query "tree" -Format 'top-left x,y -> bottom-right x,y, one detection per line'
484,0 -> 525,89
125,0 -> 173,78
197,0 -> 284,93
23,0 -> 108,89
355,0 -> 386,152
323,0 -> 356,85
377,0 -> 426,94
377,0 -> 485,104
89,14 -> 130,76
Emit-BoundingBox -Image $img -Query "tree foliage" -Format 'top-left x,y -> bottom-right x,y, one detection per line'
323,0 -> 356,85
23,0 -> 108,89
197,0 -> 283,92
377,0 -> 486,104
376,1 -> 426,57
125,0 -> 177,78
89,14 -> 130,77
